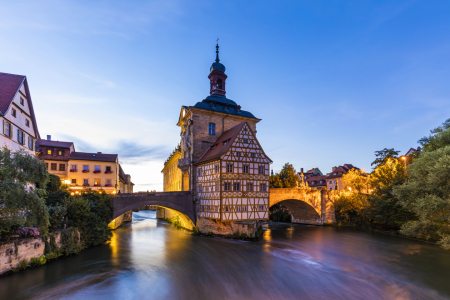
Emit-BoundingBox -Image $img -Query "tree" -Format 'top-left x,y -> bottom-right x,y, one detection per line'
341,169 -> 369,193
278,163 -> 298,188
393,126 -> 450,249
269,174 -> 283,188
371,148 -> 401,167
0,147 -> 49,239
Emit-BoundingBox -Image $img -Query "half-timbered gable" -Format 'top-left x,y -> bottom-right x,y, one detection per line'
196,121 -> 272,222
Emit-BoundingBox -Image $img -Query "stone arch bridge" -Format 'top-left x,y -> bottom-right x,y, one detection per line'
110,191 -> 195,229
269,188 -> 337,225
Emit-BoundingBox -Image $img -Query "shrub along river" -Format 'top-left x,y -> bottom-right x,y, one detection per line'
1,210 -> 450,300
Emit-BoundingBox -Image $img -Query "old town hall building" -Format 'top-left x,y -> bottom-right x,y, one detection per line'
162,44 -> 272,225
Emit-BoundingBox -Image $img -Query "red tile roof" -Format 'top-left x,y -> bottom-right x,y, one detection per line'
0,72 -> 25,114
36,139 -> 74,149
195,121 -> 247,164
69,152 -> 118,162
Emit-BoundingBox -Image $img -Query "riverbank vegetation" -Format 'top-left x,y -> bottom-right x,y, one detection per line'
335,118 -> 450,249
0,147 -> 114,272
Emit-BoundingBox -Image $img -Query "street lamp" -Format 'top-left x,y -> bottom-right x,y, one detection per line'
400,156 -> 407,169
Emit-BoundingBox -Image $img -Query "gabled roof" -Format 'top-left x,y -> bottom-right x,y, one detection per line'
325,164 -> 360,179
35,139 -> 74,149
0,72 -> 40,139
69,152 -> 118,162
195,121 -> 247,164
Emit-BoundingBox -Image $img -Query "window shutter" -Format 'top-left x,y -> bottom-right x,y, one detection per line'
32,139 -> 35,151
2,119 -> 5,135
17,129 -> 19,142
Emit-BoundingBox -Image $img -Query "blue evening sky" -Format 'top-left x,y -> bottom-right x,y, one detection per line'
1,1 -> 449,191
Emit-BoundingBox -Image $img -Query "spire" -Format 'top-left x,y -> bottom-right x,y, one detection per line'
215,42 -> 220,62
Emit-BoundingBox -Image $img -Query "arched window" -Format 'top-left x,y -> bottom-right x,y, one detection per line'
217,79 -> 223,89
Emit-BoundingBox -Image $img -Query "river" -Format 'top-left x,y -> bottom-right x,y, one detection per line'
0,210 -> 449,300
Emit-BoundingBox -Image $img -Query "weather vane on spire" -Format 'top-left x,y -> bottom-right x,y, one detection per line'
215,38 -> 220,62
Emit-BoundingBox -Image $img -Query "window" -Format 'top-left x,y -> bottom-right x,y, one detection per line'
209,123 -> 215,135
106,166 -> 111,172
57,150 -> 63,156
215,182 -> 219,191
11,109 -> 16,117
251,153 -> 255,158
227,164 -> 233,173
20,97 -> 24,105
217,78 -> 223,89
215,165 -> 219,173
225,206 -> 229,212
247,183 -> 253,191
215,207 -> 218,213
83,165 -> 89,171
198,185 -> 202,192
260,183 -> 267,192
237,206 -> 241,212
51,163 -> 57,170
259,166 -> 265,175
4,122 -> 11,137
243,206 -> 247,212
28,136 -> 33,150
71,165 -> 77,171
233,183 -> 240,191
244,139 -> 248,143
47,149 -> 52,155
223,141 -> 227,146
25,119 -> 29,127
94,179 -> 100,186
197,168 -> 201,176
95,166 -> 100,171
106,179 -> 111,185
329,181 -> 332,184
259,205 -> 265,211
83,179 -> 89,185
18,130 -> 24,144
236,152 -> 241,157
243,165 -> 249,174
224,182 -> 231,191
59,164 -> 65,171
71,179 -> 77,184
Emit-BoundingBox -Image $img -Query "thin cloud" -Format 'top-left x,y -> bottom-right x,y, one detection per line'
80,73 -> 116,89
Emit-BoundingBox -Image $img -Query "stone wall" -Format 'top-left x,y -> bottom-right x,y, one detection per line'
0,231 -> 66,275
108,210 -> 133,229
197,216 -> 259,237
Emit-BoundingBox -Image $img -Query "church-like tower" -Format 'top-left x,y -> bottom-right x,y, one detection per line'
208,44 -> 228,96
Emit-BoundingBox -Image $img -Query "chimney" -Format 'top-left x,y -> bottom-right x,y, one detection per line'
301,168 -> 304,173
47,135 -> 51,141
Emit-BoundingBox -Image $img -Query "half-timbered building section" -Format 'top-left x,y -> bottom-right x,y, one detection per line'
0,72 -> 40,154
196,121 -> 272,222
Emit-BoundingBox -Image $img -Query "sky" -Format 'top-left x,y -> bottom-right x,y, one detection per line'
1,0 -> 449,191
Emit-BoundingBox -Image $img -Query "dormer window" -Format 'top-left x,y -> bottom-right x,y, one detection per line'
57,150 -> 63,156
223,141 -> 227,146
47,149 -> 52,155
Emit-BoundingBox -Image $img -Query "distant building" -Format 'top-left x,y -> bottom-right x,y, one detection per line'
36,136 -> 133,194
405,147 -> 421,156
0,72 -> 40,154
161,144 -> 182,191
325,164 -> 359,190
297,168 -> 327,190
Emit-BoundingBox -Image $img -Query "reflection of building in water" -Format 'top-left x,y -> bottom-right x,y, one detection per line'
161,44 -> 272,233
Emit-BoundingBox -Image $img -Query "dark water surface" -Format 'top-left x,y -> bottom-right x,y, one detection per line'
1,210 -> 450,300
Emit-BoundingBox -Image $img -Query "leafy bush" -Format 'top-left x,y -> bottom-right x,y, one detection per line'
48,205 -> 67,229
30,256 -> 47,266
17,259 -> 28,271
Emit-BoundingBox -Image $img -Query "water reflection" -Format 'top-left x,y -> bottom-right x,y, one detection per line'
0,211 -> 449,300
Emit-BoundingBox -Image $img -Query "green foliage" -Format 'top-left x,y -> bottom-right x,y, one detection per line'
17,259 -> 28,271
46,190 -> 70,206
270,163 -> 297,188
269,203 -> 291,222
60,227 -> 82,255
165,215 -> 183,229
255,226 -> 263,238
393,128 -> 450,249
48,205 -> 67,229
191,226 -> 200,235
44,252 -> 59,261
334,192 -> 370,226
30,256 -> 47,266
371,148 -> 400,167
0,147 -> 49,240
205,231 -> 214,236
46,174 -> 61,192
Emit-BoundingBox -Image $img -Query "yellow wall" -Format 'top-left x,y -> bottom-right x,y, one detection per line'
66,159 -> 119,194
162,152 -> 182,191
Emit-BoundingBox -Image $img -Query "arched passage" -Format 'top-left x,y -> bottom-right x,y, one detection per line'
270,199 -> 322,225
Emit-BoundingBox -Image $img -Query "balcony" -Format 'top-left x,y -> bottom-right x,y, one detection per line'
178,158 -> 191,171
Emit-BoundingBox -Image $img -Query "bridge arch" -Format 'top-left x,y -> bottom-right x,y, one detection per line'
269,188 -> 329,225
111,191 -> 196,229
